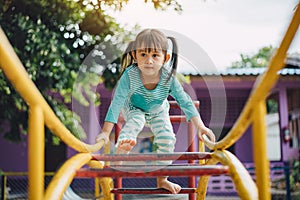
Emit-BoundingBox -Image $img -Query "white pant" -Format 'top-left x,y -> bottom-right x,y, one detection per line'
117,100 -> 176,165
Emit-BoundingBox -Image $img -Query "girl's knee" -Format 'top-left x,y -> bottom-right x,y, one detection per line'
154,138 -> 176,153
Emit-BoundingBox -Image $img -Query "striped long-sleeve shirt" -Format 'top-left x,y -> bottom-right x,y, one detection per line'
105,64 -> 199,123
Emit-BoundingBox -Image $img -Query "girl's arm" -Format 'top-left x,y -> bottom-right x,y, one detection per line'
169,78 -> 199,121
169,77 -> 215,142
96,68 -> 131,144
96,121 -> 114,144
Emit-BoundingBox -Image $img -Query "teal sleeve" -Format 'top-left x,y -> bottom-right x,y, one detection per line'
105,72 -> 130,123
169,77 -> 199,121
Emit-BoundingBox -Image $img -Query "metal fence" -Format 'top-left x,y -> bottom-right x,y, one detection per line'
0,172 -> 96,200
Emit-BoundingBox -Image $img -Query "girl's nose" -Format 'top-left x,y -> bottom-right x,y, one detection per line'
145,56 -> 153,64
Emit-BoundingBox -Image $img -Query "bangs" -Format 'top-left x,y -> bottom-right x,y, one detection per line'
137,47 -> 163,53
135,29 -> 168,52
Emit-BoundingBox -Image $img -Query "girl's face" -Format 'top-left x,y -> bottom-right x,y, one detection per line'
134,48 -> 169,77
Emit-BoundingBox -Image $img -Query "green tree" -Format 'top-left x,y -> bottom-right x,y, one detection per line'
0,0 -> 181,143
230,45 -> 275,68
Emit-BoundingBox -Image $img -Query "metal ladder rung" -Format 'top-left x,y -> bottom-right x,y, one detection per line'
111,188 -> 196,194
76,165 -> 229,178
92,152 -> 212,162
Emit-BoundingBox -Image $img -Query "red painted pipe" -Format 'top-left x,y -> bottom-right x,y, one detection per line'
76,165 -> 229,178
187,123 -> 196,200
115,120 -> 123,200
111,188 -> 196,194
169,115 -> 187,123
92,152 -> 211,162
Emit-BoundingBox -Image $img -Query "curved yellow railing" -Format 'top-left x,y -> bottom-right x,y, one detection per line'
0,27 -> 106,200
200,3 -> 300,199
204,2 -> 300,151
196,150 -> 258,200
0,28 -> 104,154
44,153 -> 92,200
0,2 -> 299,199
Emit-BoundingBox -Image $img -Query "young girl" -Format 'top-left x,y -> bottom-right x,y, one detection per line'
96,29 -> 215,194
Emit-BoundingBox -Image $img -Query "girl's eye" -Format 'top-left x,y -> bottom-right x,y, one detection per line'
153,54 -> 159,58
141,53 -> 146,57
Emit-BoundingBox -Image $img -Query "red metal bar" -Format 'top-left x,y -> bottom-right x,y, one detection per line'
114,177 -> 122,200
170,115 -> 187,123
108,163 -> 200,168
115,120 -> 123,200
92,152 -> 211,162
76,165 -> 229,178
115,123 -> 122,143
111,188 -> 196,194
187,122 -> 196,200
187,124 -> 196,154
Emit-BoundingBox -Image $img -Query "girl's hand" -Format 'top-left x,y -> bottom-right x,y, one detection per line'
190,116 -> 215,143
96,132 -> 110,144
197,125 -> 215,143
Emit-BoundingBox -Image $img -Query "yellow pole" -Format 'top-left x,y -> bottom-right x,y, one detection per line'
104,142 -> 110,166
28,106 -> 44,200
196,158 -> 217,200
2,175 -> 7,200
253,101 -> 271,200
199,141 -> 205,164
94,178 -> 101,200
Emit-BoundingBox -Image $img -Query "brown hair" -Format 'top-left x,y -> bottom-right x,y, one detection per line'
120,29 -> 178,82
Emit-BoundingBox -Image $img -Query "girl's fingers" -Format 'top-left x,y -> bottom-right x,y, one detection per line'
96,133 -> 109,144
198,132 -> 204,141
198,128 -> 215,143
206,129 -> 216,142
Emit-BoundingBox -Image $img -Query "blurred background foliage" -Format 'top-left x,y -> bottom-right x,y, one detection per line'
0,0 -> 181,143
230,45 -> 275,68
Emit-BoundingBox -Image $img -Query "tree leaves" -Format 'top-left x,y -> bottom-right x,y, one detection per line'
0,0 -> 182,144
230,45 -> 275,68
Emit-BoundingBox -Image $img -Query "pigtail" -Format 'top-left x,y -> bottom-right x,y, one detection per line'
167,36 -> 178,82
120,41 -> 135,73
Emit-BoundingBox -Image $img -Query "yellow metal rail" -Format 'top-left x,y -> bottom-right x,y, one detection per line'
201,3 -> 300,199
44,153 -> 92,200
204,2 -> 300,151
0,1 -> 299,199
0,28 -> 105,154
0,27 -> 106,200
